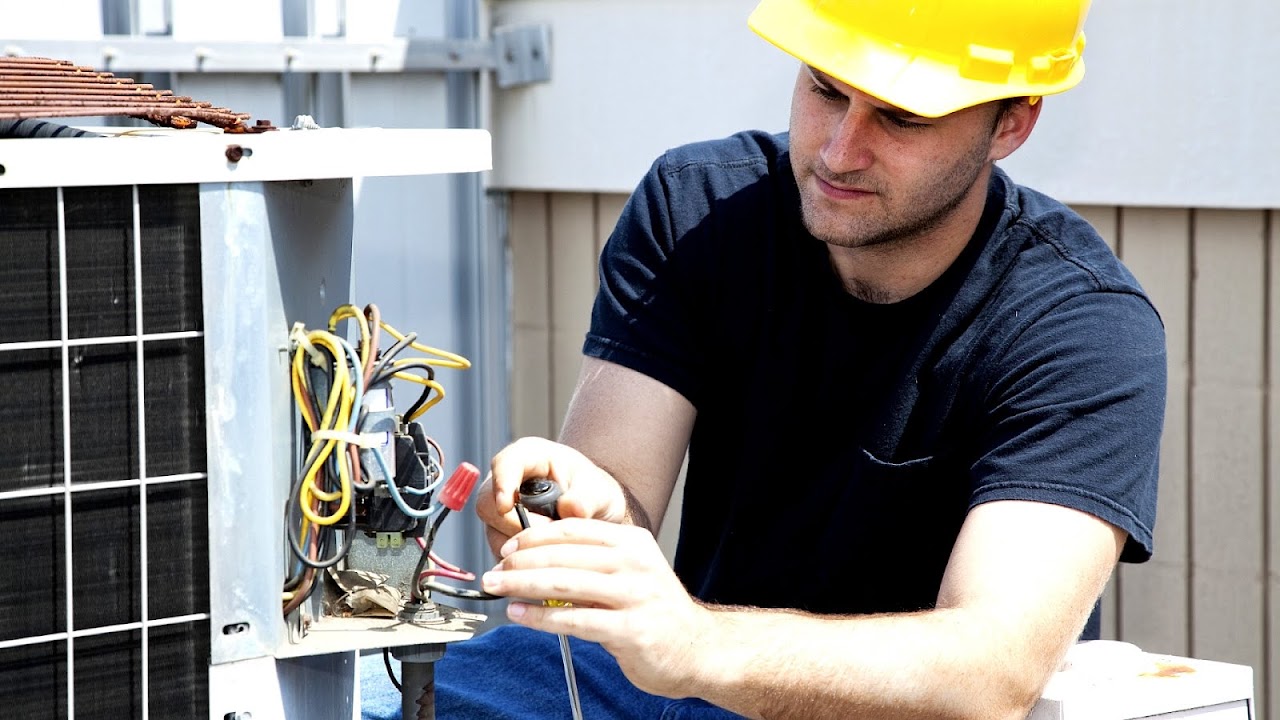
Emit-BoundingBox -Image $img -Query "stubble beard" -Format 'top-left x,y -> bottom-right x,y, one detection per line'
797,136 -> 995,251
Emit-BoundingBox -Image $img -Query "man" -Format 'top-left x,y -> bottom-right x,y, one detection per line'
365,0 -> 1165,717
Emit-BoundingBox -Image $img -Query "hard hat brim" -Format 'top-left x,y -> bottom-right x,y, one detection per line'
748,0 -> 1085,118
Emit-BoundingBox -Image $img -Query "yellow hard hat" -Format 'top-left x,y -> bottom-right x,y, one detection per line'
748,0 -> 1090,118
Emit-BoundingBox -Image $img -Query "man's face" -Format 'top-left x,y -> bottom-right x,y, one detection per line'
788,65 -> 1004,250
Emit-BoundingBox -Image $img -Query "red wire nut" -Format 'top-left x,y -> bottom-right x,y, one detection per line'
439,462 -> 481,512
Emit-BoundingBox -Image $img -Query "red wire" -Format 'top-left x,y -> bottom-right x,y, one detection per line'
412,537 -> 475,579
419,566 -> 476,582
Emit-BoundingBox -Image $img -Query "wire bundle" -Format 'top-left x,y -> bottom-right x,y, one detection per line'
281,303 -> 472,616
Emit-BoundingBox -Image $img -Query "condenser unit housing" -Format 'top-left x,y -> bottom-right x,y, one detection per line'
0,125 -> 491,719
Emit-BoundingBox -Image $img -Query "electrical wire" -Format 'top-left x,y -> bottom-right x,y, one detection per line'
383,648 -> 403,692
367,331 -> 417,387
282,302 -> 474,616
282,523 -> 322,616
378,320 -> 472,370
412,511 -> 443,603
295,333 -> 364,525
410,511 -> 502,603
376,360 -> 448,422
371,444 -> 440,520
283,317 -> 368,611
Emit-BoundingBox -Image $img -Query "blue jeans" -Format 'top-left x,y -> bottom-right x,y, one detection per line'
361,624 -> 746,720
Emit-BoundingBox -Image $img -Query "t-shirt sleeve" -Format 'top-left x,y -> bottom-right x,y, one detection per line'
581,157 -> 705,405
969,290 -> 1166,562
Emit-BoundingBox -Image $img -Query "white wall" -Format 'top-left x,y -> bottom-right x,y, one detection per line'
487,0 -> 793,194
487,0 -> 1280,210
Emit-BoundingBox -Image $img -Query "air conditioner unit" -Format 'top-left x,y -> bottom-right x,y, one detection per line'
0,124 -> 492,720
1031,641 -> 1255,720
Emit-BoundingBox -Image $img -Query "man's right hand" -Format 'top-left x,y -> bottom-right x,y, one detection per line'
474,436 -> 631,559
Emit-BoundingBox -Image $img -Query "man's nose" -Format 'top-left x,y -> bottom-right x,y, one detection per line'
820,107 -> 876,175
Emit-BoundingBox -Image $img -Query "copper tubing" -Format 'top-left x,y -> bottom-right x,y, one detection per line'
0,56 -> 263,131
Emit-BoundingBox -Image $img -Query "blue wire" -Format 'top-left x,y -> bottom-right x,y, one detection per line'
335,335 -> 364,432
374,443 -> 439,519
400,467 -> 447,496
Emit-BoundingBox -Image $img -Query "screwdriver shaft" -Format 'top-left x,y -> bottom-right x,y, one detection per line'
515,501 -> 586,720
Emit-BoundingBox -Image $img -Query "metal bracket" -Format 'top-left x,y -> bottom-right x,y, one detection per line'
0,24 -> 552,88
492,24 -> 551,89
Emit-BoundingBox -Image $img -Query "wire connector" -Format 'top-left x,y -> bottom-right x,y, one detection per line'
439,462 -> 481,512
288,321 -> 327,366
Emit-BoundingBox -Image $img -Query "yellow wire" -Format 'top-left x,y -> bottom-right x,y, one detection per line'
379,321 -> 472,370
291,349 -> 318,431
297,330 -> 354,525
286,307 -> 472,536
328,304 -> 372,369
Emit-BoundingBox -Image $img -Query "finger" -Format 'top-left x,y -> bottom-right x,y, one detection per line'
503,517 -> 652,554
555,492 -> 595,521
475,476 -> 527,555
495,541 -> 629,574
488,437 -> 563,511
504,602 -> 636,647
484,525 -> 510,560
482,566 -> 643,609
475,477 -> 523,529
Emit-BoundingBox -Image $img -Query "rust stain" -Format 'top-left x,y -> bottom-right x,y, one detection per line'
1141,662 -> 1197,678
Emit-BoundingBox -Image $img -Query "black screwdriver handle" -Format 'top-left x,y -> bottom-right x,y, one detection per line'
518,477 -> 563,521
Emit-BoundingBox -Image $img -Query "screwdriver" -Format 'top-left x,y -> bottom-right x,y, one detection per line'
516,477 -> 585,720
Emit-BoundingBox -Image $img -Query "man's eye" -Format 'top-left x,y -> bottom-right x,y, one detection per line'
885,114 -> 928,130
809,83 -> 843,101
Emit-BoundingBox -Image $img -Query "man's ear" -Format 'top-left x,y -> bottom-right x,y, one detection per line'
990,97 -> 1043,162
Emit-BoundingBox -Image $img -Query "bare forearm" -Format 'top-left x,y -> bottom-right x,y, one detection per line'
618,480 -> 657,533
691,605 -> 1054,720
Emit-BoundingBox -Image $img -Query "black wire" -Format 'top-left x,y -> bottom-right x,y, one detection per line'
420,580 -> 503,601
282,321 -> 386,609
410,509 -> 451,602
381,360 -> 439,419
282,440 -> 328,587
408,507 -> 504,602
285,457 -> 357,569
367,332 -> 417,387
288,510 -> 354,570
402,389 -> 437,424
282,338 -> 366,574
371,358 -> 436,391
383,647 -> 402,692
306,350 -> 336,415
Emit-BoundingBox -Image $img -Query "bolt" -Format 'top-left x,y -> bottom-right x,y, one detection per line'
225,144 -> 244,163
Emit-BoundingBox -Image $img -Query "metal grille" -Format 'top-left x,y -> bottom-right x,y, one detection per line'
0,184 -> 210,719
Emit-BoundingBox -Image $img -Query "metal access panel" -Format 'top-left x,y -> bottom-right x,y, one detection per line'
0,126 -> 491,720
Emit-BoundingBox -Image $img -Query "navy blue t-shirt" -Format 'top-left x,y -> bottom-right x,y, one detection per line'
583,130 -> 1165,617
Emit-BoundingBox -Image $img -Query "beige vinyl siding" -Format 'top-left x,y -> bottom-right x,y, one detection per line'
507,192 -> 1279,715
